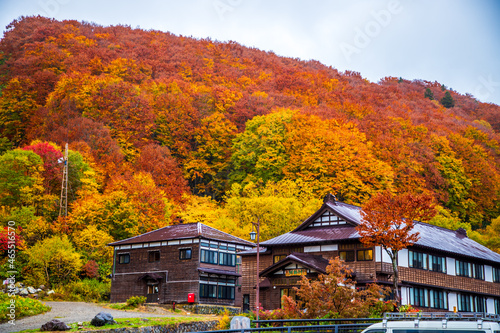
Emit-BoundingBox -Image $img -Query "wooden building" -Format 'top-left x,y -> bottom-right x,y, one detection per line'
109,223 -> 254,305
240,195 -> 500,313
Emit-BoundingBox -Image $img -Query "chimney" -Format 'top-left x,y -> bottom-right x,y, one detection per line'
456,227 -> 467,237
323,193 -> 337,204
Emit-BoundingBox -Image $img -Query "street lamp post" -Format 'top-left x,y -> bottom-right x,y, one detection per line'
249,217 -> 260,326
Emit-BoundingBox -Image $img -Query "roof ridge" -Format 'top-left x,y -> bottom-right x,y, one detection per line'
199,223 -> 254,245
109,223 -> 173,244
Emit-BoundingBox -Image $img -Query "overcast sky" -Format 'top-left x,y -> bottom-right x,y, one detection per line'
1,0 -> 499,106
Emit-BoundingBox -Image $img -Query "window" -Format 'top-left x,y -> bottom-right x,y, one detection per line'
200,249 -> 218,264
472,263 -> 484,280
274,255 -> 287,263
219,252 -> 236,266
339,250 -> 355,262
458,294 -> 472,312
409,251 -> 428,270
409,287 -> 447,309
456,260 -> 470,277
475,296 -> 486,312
118,253 -> 130,264
148,251 -> 160,262
411,287 -> 428,307
218,286 -> 235,299
429,289 -> 447,309
494,267 -> 500,283
179,248 -> 192,260
357,249 -> 373,261
200,275 -> 235,300
199,284 -> 217,298
429,254 -> 446,273
495,299 -> 500,314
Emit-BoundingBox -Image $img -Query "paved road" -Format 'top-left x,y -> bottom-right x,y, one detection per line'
0,301 -> 184,333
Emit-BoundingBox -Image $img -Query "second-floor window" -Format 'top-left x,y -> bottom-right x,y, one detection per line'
472,263 -> 484,280
409,251 -> 427,270
339,250 -> 355,262
179,248 -> 192,260
456,260 -> 484,280
273,255 -> 287,263
118,253 -> 130,264
493,267 -> 500,283
148,251 -> 160,262
429,254 -> 446,273
357,249 -> 373,261
456,260 -> 470,277
219,252 -> 236,266
200,249 -> 218,264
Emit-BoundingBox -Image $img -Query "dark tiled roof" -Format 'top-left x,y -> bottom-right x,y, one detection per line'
259,252 -> 330,277
262,197 -> 500,265
197,267 -> 241,277
238,246 -> 268,255
108,223 -> 254,247
261,226 -> 358,246
412,222 -> 500,262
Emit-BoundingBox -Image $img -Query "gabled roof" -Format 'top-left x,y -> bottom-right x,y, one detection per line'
293,195 -> 362,231
259,253 -> 330,277
261,195 -> 500,265
108,222 -> 254,247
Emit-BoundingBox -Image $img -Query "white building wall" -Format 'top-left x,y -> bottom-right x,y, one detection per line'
487,298 -> 496,314
448,292 -> 458,312
374,246 -> 392,263
400,286 -> 409,305
485,265 -> 493,282
398,249 -> 409,268
446,257 -> 456,276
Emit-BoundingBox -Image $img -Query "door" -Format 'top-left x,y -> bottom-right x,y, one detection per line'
243,294 -> 250,312
146,284 -> 159,303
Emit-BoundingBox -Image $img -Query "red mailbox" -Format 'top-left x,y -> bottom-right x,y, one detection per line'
188,293 -> 195,303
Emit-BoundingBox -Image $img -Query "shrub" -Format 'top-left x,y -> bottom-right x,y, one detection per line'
51,279 -> 110,302
217,309 -> 232,329
126,296 -> 146,308
0,293 -> 51,323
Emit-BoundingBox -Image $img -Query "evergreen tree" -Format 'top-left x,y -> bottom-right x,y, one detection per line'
424,88 -> 434,100
441,91 -> 455,108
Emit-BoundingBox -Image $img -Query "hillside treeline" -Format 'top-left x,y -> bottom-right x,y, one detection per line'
0,16 -> 499,287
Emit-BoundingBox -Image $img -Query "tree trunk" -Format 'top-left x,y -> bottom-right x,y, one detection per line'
391,251 -> 400,306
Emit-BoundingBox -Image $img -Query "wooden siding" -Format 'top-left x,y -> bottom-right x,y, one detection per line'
400,267 -> 500,296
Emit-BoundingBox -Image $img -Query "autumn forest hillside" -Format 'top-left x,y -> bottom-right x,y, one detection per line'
1,16 -> 500,287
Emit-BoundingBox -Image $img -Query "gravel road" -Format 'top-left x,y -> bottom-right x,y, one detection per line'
0,301 -> 184,333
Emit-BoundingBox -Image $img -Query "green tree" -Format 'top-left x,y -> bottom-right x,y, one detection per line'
230,108 -> 294,185
25,235 -> 82,286
225,181 -> 318,240
0,149 -> 44,207
440,91 -> 455,108
424,88 -> 434,100
0,78 -> 39,146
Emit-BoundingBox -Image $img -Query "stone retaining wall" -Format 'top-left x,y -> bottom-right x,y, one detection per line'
78,320 -> 219,333
181,304 -> 240,315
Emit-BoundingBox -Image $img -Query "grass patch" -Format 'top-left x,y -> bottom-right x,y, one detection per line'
0,293 -> 51,323
17,316 -> 212,332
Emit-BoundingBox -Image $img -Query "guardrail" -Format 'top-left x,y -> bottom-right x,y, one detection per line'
190,323 -> 376,333
253,318 -> 381,326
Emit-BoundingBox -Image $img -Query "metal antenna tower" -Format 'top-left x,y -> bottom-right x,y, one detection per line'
59,143 -> 69,217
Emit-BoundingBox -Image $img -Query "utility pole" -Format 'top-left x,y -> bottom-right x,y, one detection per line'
59,143 -> 69,217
